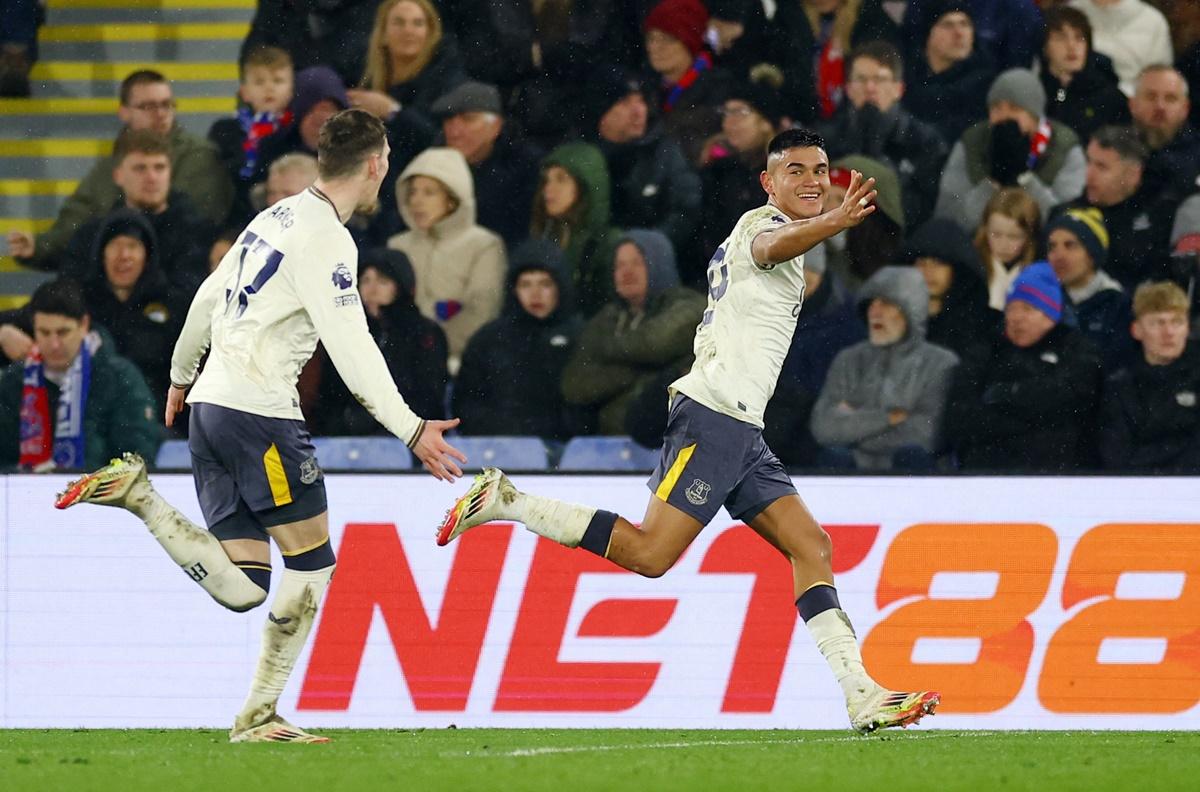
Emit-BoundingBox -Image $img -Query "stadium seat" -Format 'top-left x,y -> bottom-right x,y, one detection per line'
312,436 -> 412,471
154,439 -> 191,470
451,436 -> 548,471
558,437 -> 661,471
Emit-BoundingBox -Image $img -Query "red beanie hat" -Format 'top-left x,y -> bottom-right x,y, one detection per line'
644,0 -> 709,58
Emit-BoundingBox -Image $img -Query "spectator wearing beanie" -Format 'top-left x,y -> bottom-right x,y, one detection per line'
905,217 -> 996,360
903,0 -> 1043,72
943,260 -> 1104,472
698,67 -> 787,272
763,0 -> 899,125
826,155 -> 905,289
936,68 -> 1086,232
901,0 -> 996,146
1045,207 -> 1135,370
643,0 -> 733,165
585,64 -> 701,279
820,40 -> 949,228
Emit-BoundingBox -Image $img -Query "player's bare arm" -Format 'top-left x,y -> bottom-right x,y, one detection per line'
752,168 -> 877,267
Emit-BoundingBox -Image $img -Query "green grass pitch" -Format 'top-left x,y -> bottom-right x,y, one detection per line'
1,729 -> 1197,791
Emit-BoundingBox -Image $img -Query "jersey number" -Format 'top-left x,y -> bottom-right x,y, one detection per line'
225,231 -> 284,319
702,246 -> 729,326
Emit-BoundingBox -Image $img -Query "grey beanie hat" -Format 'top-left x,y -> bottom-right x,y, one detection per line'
987,68 -> 1046,119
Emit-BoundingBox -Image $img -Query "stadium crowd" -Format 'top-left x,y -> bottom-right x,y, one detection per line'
3,0 -> 1200,473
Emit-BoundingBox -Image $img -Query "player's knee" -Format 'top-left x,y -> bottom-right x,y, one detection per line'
782,522 -> 832,566
281,536 -> 336,572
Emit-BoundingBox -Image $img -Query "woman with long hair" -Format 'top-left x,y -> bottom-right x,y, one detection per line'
973,187 -> 1042,311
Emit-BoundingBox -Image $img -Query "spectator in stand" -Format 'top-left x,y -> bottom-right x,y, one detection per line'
936,68 -> 1085,231
6,70 -> 231,270
315,248 -> 448,435
975,187 -> 1042,310
455,240 -> 584,440
944,261 -> 1104,471
906,217 -> 996,359
821,40 -> 949,228
765,0 -> 899,124
1044,207 -> 1134,370
698,68 -> 787,272
1038,5 -> 1131,142
433,81 -> 543,249
810,266 -> 958,471
562,230 -> 705,435
901,1 -> 996,146
531,142 -> 622,317
643,0 -> 733,165
826,155 -> 906,289
240,0 -> 379,87
60,129 -> 214,302
80,210 -> 184,408
1129,65 -> 1200,196
762,244 -> 866,467
0,0 -> 38,96
1054,124 -> 1175,292
207,227 -> 240,274
249,152 -> 318,217
208,46 -> 296,227
1100,281 -> 1200,471
254,66 -> 348,178
1069,0 -> 1172,96
903,0 -> 1044,72
585,65 -> 701,282
1169,194 -> 1200,305
347,0 -> 467,137
387,147 -> 506,376
0,278 -> 160,471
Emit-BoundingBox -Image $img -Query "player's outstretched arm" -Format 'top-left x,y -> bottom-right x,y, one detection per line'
412,418 -> 468,482
752,170 -> 877,267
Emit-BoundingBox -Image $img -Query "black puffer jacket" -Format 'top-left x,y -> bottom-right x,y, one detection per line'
1099,347 -> 1200,472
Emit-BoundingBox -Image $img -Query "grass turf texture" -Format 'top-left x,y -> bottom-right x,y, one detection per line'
1,729 -> 1196,791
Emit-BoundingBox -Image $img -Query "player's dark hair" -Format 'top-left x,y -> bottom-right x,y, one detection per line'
846,40 -> 904,80
767,128 -> 825,158
317,108 -> 387,180
1091,125 -> 1149,164
119,69 -> 169,106
29,278 -> 88,321
112,127 -> 170,165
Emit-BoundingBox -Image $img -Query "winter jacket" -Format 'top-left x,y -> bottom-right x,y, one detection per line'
822,102 -> 949,229
652,64 -> 734,166
596,126 -> 701,275
1038,54 -> 1131,143
468,130 -> 545,250
1069,0 -> 1172,96
810,267 -> 959,469
1055,187 -> 1177,293
1099,347 -> 1200,472
388,147 -> 507,374
1067,270 -> 1135,372
936,119 -> 1086,231
384,38 -> 469,130
0,330 -> 161,470
79,209 -> 186,407
699,149 -> 768,275
944,323 -> 1104,471
904,0 -> 1044,72
533,142 -> 622,317
562,230 -> 705,434
902,48 -> 996,147
20,124 -> 231,271
904,218 -> 998,359
1144,125 -> 1200,199
454,240 -> 583,439
241,0 -> 378,86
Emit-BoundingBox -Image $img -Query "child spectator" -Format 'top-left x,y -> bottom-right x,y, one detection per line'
974,187 -> 1041,310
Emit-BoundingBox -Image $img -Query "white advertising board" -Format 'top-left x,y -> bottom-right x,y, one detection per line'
2,474 -> 1198,729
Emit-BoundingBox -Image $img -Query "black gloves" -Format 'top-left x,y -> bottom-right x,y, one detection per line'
989,120 -> 1030,186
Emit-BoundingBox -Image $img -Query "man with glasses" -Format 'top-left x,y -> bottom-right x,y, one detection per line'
7,69 -> 232,270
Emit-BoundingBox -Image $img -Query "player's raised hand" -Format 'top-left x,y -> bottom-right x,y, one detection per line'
839,169 -> 877,229
414,418 -> 468,482
164,384 -> 188,427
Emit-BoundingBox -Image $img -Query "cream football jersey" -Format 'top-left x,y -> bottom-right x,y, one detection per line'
671,203 -> 807,428
170,187 -> 426,445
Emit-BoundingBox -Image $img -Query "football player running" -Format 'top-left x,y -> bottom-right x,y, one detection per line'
438,128 -> 939,734
56,109 -> 466,743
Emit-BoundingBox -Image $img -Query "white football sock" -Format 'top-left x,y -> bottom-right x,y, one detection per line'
503,489 -> 597,548
125,481 -> 267,611
806,608 -> 880,705
234,565 -> 334,732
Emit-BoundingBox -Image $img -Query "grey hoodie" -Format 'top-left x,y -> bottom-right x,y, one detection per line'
810,266 -> 960,470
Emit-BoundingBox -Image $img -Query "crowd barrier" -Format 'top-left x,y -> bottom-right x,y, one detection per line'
2,474 -> 1198,729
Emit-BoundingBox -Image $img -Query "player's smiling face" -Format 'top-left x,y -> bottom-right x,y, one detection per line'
763,146 -> 829,221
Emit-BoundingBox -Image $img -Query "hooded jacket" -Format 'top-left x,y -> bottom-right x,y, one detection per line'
810,266 -> 960,470
1099,346 -> 1200,472
1067,270 -> 1135,372
561,229 -> 706,435
534,142 -> 622,317
388,147 -> 507,373
81,209 -> 185,404
1038,51 -> 1131,142
454,239 -> 584,439
904,218 -> 997,359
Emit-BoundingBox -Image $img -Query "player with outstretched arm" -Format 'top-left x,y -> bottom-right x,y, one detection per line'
438,128 -> 939,733
54,109 -> 466,743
